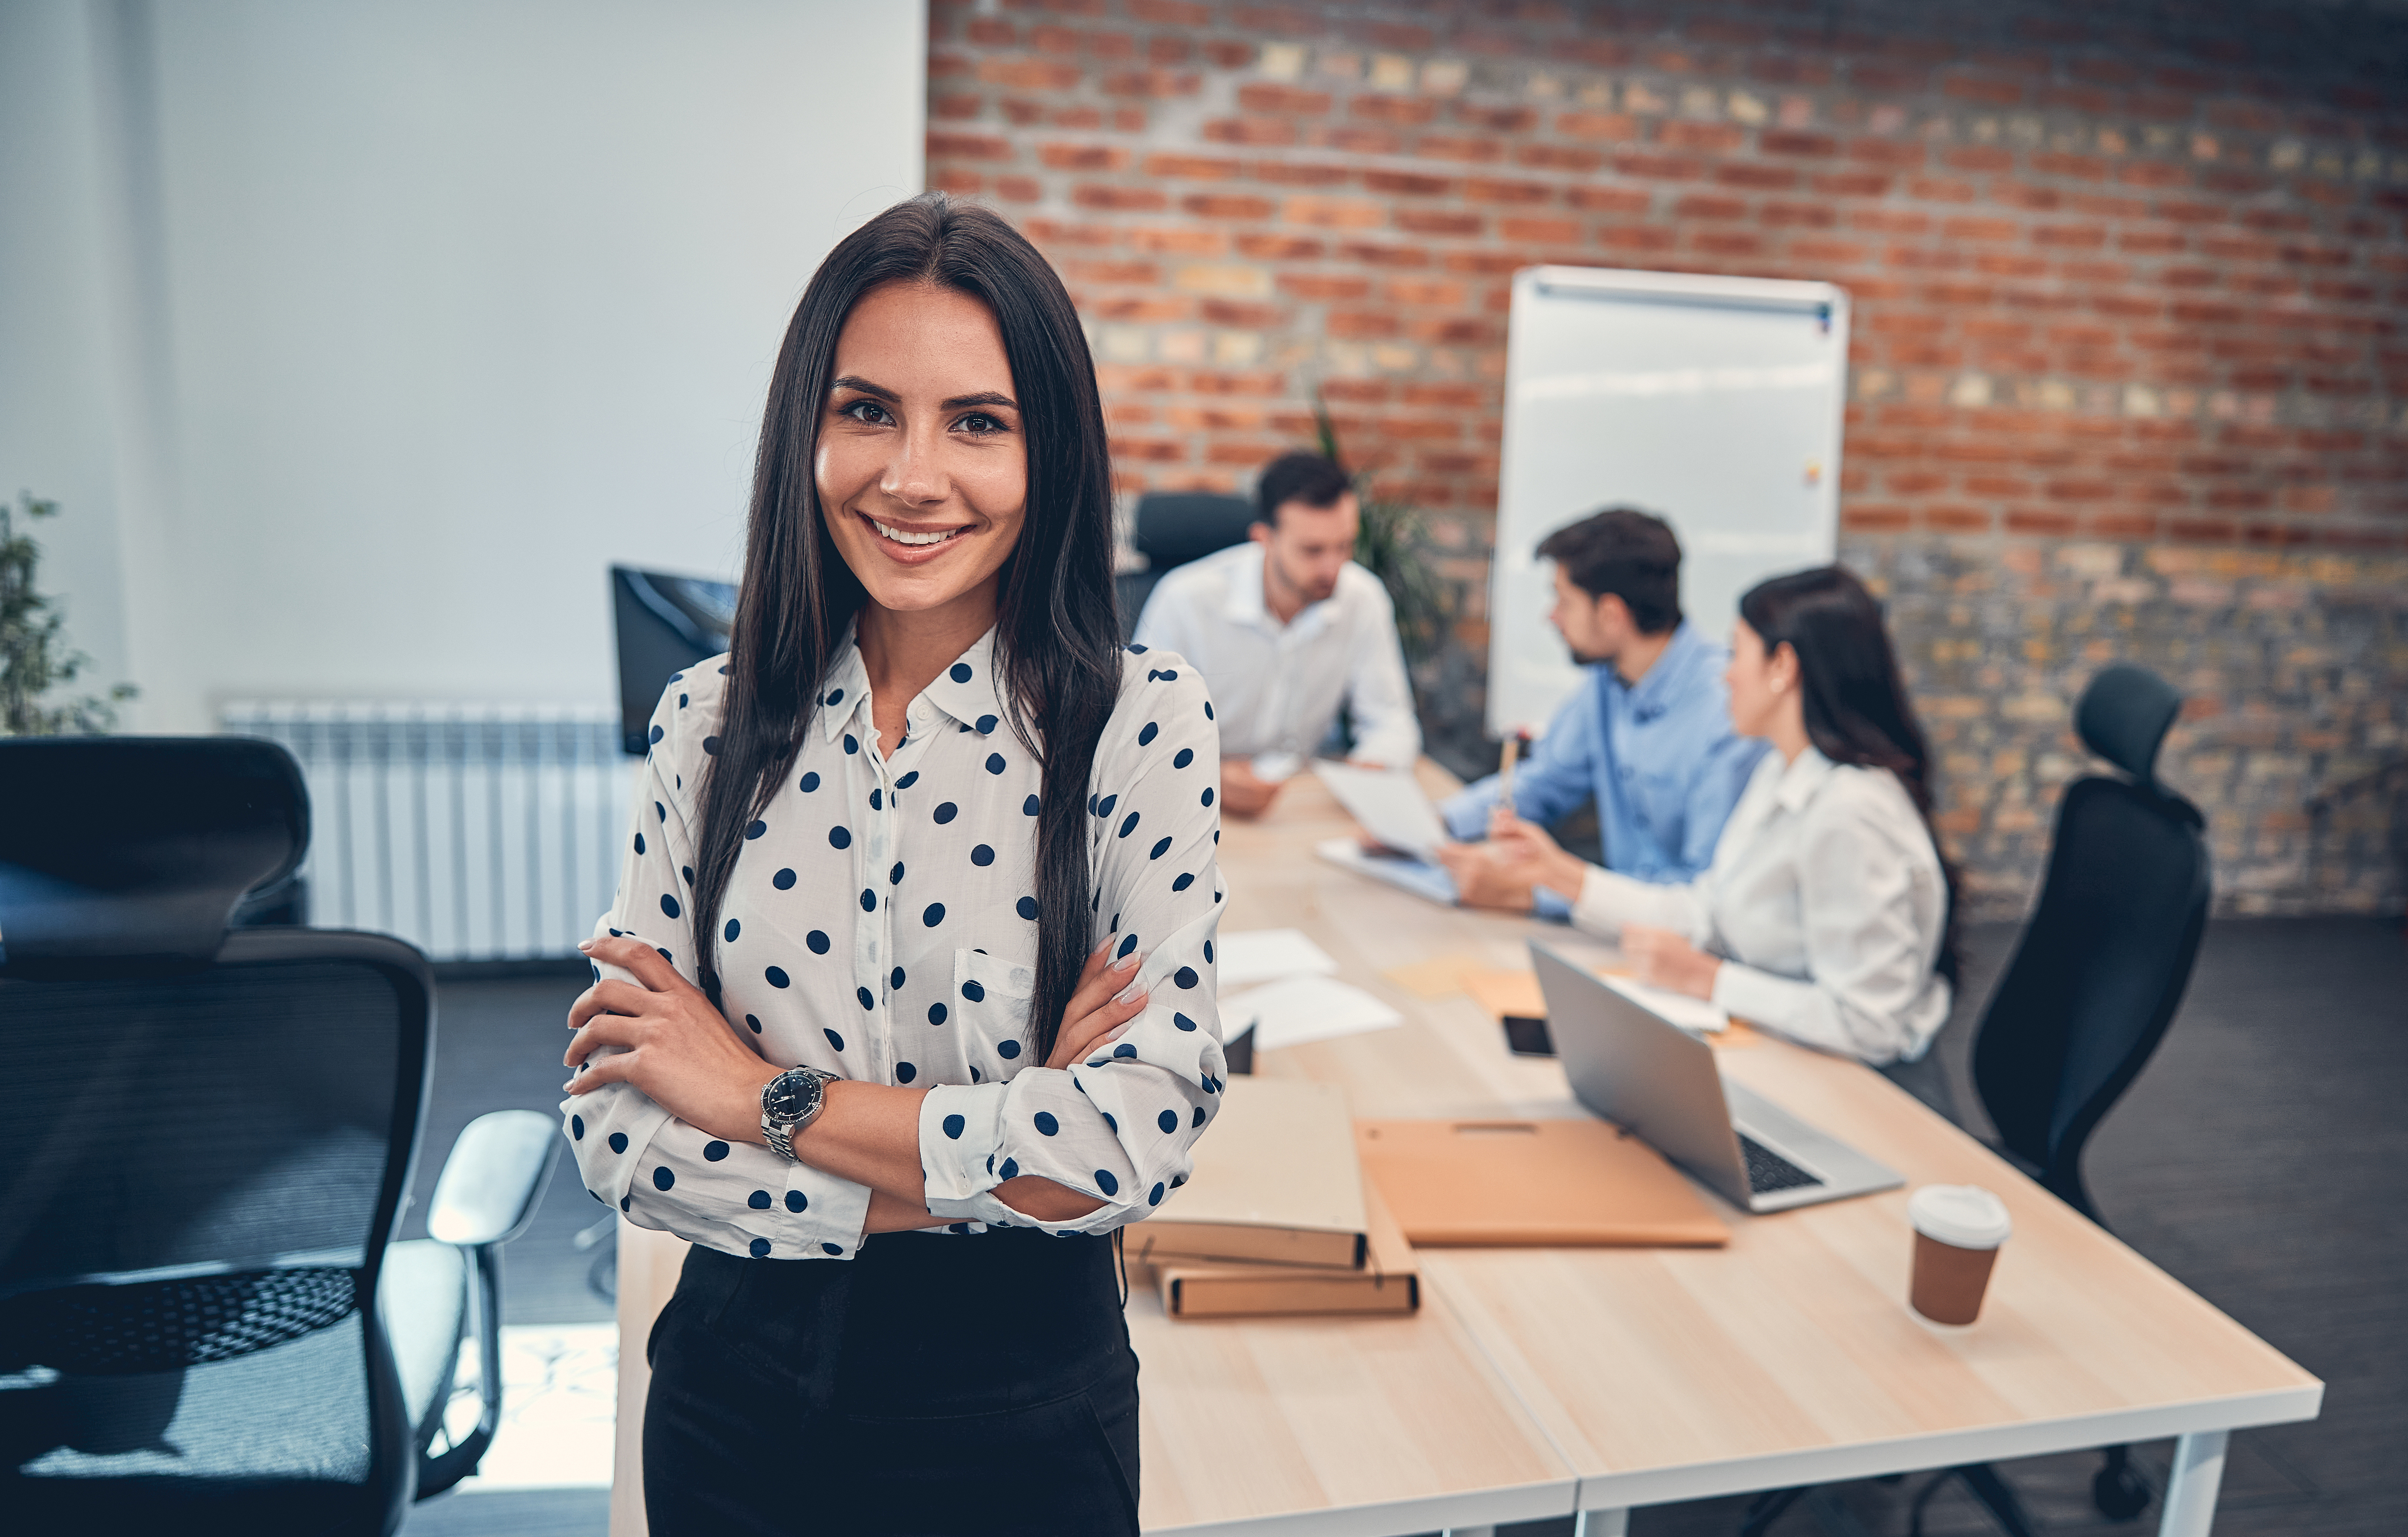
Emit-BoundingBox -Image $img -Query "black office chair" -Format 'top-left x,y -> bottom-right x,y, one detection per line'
1741,665 -> 2212,1537
1116,490 -> 1260,641
0,737 -> 559,1535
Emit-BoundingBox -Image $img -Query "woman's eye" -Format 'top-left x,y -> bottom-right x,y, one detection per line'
841,399 -> 892,425
956,412 -> 1006,435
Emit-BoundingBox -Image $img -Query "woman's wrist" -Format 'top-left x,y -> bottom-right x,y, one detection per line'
1544,847 -> 1589,903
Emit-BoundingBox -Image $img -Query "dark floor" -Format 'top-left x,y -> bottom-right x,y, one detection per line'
401,919 -> 2407,1536
402,969 -> 621,1327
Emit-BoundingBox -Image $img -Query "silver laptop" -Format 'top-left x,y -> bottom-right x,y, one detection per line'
1530,943 -> 1903,1213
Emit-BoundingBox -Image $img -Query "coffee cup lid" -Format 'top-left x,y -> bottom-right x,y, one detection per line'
1908,1185 -> 2012,1249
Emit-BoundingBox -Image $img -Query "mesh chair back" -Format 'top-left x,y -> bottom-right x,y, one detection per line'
0,933 -> 431,1299
1,737 -> 431,1532
0,931 -> 431,1528
1133,491 -> 1258,572
1972,669 -> 2210,1221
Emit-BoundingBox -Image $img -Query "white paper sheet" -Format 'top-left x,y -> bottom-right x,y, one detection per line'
1216,927 -> 1341,989
1313,762 -> 1449,858
1223,974 -> 1404,1052
1601,973 -> 1729,1034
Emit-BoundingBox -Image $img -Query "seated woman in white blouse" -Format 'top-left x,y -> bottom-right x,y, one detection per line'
557,194 -> 1225,1536
1487,565 -> 1958,1067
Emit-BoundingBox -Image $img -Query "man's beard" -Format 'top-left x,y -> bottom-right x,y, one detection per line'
1565,642 -> 1607,667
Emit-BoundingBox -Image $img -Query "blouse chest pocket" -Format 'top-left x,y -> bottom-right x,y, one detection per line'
952,948 -> 1038,1079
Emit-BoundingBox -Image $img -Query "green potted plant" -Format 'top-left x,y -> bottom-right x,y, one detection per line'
0,493 -> 136,735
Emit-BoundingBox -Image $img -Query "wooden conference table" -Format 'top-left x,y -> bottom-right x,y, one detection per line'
609,764 -> 2320,1536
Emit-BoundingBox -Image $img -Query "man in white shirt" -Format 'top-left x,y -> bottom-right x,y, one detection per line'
1132,452 -> 1421,816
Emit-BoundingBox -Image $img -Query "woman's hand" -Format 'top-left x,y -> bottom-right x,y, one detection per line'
1046,939 -> 1148,1071
1431,840 -> 1535,911
564,937 -> 780,1145
1484,805 -> 1589,902
1622,924 -> 1722,1000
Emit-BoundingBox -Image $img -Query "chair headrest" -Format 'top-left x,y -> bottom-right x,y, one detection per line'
0,737 -> 308,968
2075,665 -> 2182,788
1132,492 -> 1259,572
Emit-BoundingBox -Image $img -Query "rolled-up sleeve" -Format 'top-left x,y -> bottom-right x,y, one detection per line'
916,657 -> 1226,1232
1708,791 -> 1949,1065
1569,862 -> 1708,939
561,680 -> 872,1260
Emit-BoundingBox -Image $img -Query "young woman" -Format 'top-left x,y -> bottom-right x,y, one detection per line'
558,193 -> 1226,1536
1488,565 -> 1958,1067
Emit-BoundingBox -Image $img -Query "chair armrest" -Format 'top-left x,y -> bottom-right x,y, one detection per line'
427,1110 -> 561,1248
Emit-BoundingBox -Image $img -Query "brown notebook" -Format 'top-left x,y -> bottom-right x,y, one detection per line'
1148,1181 -> 1420,1320
1354,1118 -> 1728,1248
1129,1077 -> 1368,1270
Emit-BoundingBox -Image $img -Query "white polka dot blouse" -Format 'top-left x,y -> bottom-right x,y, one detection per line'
561,626 -> 1229,1260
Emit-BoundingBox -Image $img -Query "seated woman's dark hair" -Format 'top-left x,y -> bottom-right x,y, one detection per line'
1738,565 -> 1960,988
691,192 -> 1121,1059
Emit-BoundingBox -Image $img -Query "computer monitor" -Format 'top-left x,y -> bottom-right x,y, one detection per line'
611,566 -> 737,756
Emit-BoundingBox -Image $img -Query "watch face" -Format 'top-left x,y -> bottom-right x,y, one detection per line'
764,1069 -> 818,1125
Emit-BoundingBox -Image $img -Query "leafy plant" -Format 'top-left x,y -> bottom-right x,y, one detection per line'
1312,395 -> 1449,666
0,493 -> 135,736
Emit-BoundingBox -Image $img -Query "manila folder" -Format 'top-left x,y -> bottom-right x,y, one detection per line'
1130,1077 -> 1368,1270
1355,1118 -> 1728,1248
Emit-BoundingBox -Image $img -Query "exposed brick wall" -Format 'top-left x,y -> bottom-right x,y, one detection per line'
928,0 -> 2408,916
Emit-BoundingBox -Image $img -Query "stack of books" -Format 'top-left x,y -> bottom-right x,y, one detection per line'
1129,1077 -> 1419,1320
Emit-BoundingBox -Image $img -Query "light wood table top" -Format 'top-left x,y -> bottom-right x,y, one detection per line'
614,761 -> 2318,1535
1216,765 -> 2323,1518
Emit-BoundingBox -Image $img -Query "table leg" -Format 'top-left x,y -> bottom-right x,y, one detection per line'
2158,1429 -> 2230,1537
1573,1510 -> 1630,1537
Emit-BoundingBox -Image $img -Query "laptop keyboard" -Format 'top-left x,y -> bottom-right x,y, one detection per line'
1738,1132 -> 1825,1194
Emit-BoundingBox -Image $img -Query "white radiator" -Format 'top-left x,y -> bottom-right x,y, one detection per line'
221,702 -> 632,963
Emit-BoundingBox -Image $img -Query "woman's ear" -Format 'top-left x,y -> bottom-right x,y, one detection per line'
1768,641 -> 1802,695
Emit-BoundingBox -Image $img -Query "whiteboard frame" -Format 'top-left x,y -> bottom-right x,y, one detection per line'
1484,264 -> 1851,738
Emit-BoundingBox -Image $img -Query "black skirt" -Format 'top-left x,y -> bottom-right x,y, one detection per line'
641,1226 -> 1140,1537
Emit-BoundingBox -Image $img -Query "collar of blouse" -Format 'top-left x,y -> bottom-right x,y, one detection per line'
815,624 -> 1011,749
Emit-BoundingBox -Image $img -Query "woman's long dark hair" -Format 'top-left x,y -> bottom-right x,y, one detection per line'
1738,566 -> 1962,988
691,193 -> 1122,1059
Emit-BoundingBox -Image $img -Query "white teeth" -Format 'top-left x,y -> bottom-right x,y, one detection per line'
869,519 -> 960,548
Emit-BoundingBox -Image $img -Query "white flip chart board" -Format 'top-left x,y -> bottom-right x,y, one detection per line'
1486,265 -> 1849,737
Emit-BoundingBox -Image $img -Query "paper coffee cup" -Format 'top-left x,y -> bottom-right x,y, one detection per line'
1907,1185 -> 2012,1325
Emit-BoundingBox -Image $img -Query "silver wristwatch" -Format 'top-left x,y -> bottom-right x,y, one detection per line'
760,1066 -> 836,1162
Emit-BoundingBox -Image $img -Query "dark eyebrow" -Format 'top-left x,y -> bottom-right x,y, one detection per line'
829,378 -> 1018,414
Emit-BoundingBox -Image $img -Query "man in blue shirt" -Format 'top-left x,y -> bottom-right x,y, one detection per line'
1434,507 -> 1765,915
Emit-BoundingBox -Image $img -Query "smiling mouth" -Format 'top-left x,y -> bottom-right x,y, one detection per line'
862,514 -> 969,549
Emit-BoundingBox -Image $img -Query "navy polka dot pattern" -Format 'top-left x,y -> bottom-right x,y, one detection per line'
565,630 -> 1227,1262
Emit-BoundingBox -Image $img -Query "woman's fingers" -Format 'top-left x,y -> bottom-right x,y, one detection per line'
567,978 -> 658,1031
1063,948 -> 1142,1025
1077,937 -> 1113,989
565,1048 -> 634,1094
1050,976 -> 1149,1069
579,935 -> 686,993
564,1011 -> 640,1069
